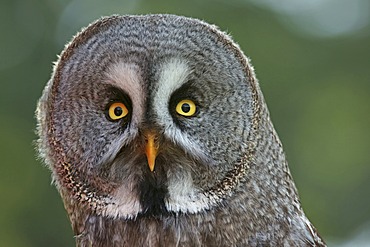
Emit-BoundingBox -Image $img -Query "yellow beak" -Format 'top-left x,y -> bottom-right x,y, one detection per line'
145,133 -> 158,172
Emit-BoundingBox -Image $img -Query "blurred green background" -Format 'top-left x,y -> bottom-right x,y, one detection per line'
1,0 -> 369,246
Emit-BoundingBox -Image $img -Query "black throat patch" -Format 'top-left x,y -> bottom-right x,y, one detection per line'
138,163 -> 168,217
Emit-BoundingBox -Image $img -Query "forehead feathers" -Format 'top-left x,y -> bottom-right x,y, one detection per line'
55,14 -> 252,89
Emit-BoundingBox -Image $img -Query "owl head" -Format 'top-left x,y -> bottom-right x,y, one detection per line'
37,14 -> 284,220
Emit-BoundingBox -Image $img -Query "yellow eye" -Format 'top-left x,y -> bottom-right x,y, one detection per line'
176,99 -> 197,117
108,102 -> 129,120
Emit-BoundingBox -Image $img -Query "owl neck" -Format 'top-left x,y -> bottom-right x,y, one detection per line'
243,109 -> 302,214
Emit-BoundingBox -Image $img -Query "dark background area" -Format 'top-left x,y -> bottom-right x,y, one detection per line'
1,0 -> 369,246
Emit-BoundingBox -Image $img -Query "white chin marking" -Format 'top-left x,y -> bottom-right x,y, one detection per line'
102,175 -> 213,219
103,194 -> 212,219
166,194 -> 211,214
103,184 -> 142,220
166,181 -> 211,214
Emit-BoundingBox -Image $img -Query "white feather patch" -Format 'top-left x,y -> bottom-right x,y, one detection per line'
153,58 -> 209,159
103,184 -> 142,220
153,57 -> 191,123
104,62 -> 145,126
166,170 -> 212,214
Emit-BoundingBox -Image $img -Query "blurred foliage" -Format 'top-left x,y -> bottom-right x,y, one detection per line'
1,0 -> 369,246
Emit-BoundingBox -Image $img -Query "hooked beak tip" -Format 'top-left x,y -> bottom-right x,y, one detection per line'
145,133 -> 158,172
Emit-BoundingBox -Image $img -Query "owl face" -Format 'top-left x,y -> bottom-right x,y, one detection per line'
38,15 -> 259,219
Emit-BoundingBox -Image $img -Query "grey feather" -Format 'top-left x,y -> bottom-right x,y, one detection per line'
36,14 -> 326,246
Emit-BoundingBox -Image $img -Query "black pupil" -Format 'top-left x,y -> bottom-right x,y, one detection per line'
114,106 -> 123,116
181,103 -> 191,113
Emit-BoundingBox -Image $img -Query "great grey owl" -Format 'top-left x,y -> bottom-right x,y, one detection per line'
36,14 -> 326,246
